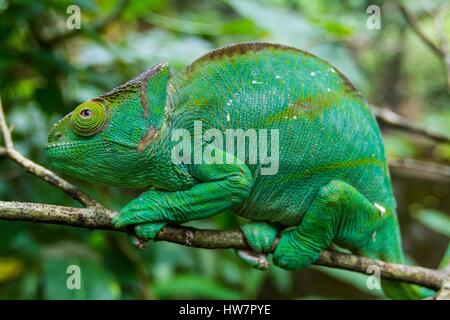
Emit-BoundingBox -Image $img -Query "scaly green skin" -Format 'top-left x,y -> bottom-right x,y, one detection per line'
45,42 -> 425,299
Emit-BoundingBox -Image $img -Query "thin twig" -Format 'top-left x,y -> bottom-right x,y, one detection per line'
436,243 -> 450,299
372,105 -> 450,144
6,148 -> 99,208
399,4 -> 444,57
399,3 -> 450,92
434,3 -> 450,92
0,98 -> 13,149
436,276 -> 450,299
0,96 -> 98,208
389,158 -> 450,183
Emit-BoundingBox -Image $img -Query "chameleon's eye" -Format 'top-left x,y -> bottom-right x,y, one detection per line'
71,101 -> 107,136
80,109 -> 93,117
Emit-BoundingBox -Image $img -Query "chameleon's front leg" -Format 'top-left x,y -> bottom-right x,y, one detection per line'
112,147 -> 253,240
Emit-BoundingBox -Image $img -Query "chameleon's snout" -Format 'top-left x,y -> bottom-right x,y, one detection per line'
47,129 -> 62,144
46,112 -> 72,147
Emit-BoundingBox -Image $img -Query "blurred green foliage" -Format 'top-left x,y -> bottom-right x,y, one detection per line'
0,0 -> 449,299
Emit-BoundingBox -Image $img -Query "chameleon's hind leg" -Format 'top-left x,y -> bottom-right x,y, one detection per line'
273,180 -> 390,270
236,222 -> 279,270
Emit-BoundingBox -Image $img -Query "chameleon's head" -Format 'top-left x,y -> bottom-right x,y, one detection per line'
45,63 -> 169,187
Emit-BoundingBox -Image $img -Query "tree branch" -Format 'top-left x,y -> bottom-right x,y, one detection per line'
436,276 -> 450,299
399,4 -> 444,57
0,99 -> 97,208
433,3 -> 450,92
0,200 -> 445,290
389,158 -> 450,183
372,105 -> 450,145
399,3 -> 450,92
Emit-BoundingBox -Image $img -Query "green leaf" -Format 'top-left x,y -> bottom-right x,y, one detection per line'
321,21 -> 353,37
413,209 -> 450,238
384,133 -> 418,158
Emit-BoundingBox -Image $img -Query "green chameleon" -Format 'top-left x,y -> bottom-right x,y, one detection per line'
45,42 -> 427,299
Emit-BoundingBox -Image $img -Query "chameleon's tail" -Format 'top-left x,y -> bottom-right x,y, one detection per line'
372,212 -> 433,300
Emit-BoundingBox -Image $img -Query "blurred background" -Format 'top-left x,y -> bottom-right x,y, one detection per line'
0,0 -> 449,299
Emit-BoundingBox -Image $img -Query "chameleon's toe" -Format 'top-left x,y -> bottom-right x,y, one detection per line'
236,250 -> 270,270
272,229 -> 318,270
128,235 -> 151,249
241,222 -> 278,253
135,222 -> 166,241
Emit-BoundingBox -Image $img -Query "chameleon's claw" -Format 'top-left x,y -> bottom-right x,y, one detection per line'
129,235 -> 151,249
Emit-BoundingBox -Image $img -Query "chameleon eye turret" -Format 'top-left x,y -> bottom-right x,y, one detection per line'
70,100 -> 108,136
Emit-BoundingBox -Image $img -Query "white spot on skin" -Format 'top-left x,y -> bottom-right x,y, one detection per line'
252,80 -> 262,85
310,72 -> 316,76
227,99 -> 233,106
330,68 -> 336,73
292,115 -> 297,119
372,231 -> 377,242
327,88 -> 331,92
275,75 -> 281,79
374,202 -> 386,216
226,113 -> 230,122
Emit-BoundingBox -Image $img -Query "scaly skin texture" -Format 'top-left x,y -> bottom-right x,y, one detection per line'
45,42 -> 425,299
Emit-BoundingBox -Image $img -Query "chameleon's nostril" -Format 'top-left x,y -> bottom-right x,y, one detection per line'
55,133 -> 62,140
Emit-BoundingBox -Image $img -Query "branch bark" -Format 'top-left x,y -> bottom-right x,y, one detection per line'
0,200 -> 445,290
389,158 -> 450,183
372,105 -> 450,145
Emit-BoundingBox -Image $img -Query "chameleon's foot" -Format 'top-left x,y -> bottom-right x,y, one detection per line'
135,222 -> 166,241
238,222 -> 278,270
272,229 -> 316,270
241,222 -> 278,253
236,250 -> 270,270
273,180 -> 390,271
111,190 -> 167,228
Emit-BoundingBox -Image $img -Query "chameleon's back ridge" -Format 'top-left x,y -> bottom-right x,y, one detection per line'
46,42 -> 427,299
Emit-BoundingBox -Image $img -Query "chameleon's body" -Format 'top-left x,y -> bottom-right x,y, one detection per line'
45,42 -> 423,299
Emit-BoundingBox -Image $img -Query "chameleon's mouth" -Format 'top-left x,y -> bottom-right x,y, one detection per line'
44,141 -> 103,163
45,141 -> 83,150
44,142 -> 80,163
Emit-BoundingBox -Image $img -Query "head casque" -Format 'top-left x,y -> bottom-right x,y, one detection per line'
45,63 -> 169,187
